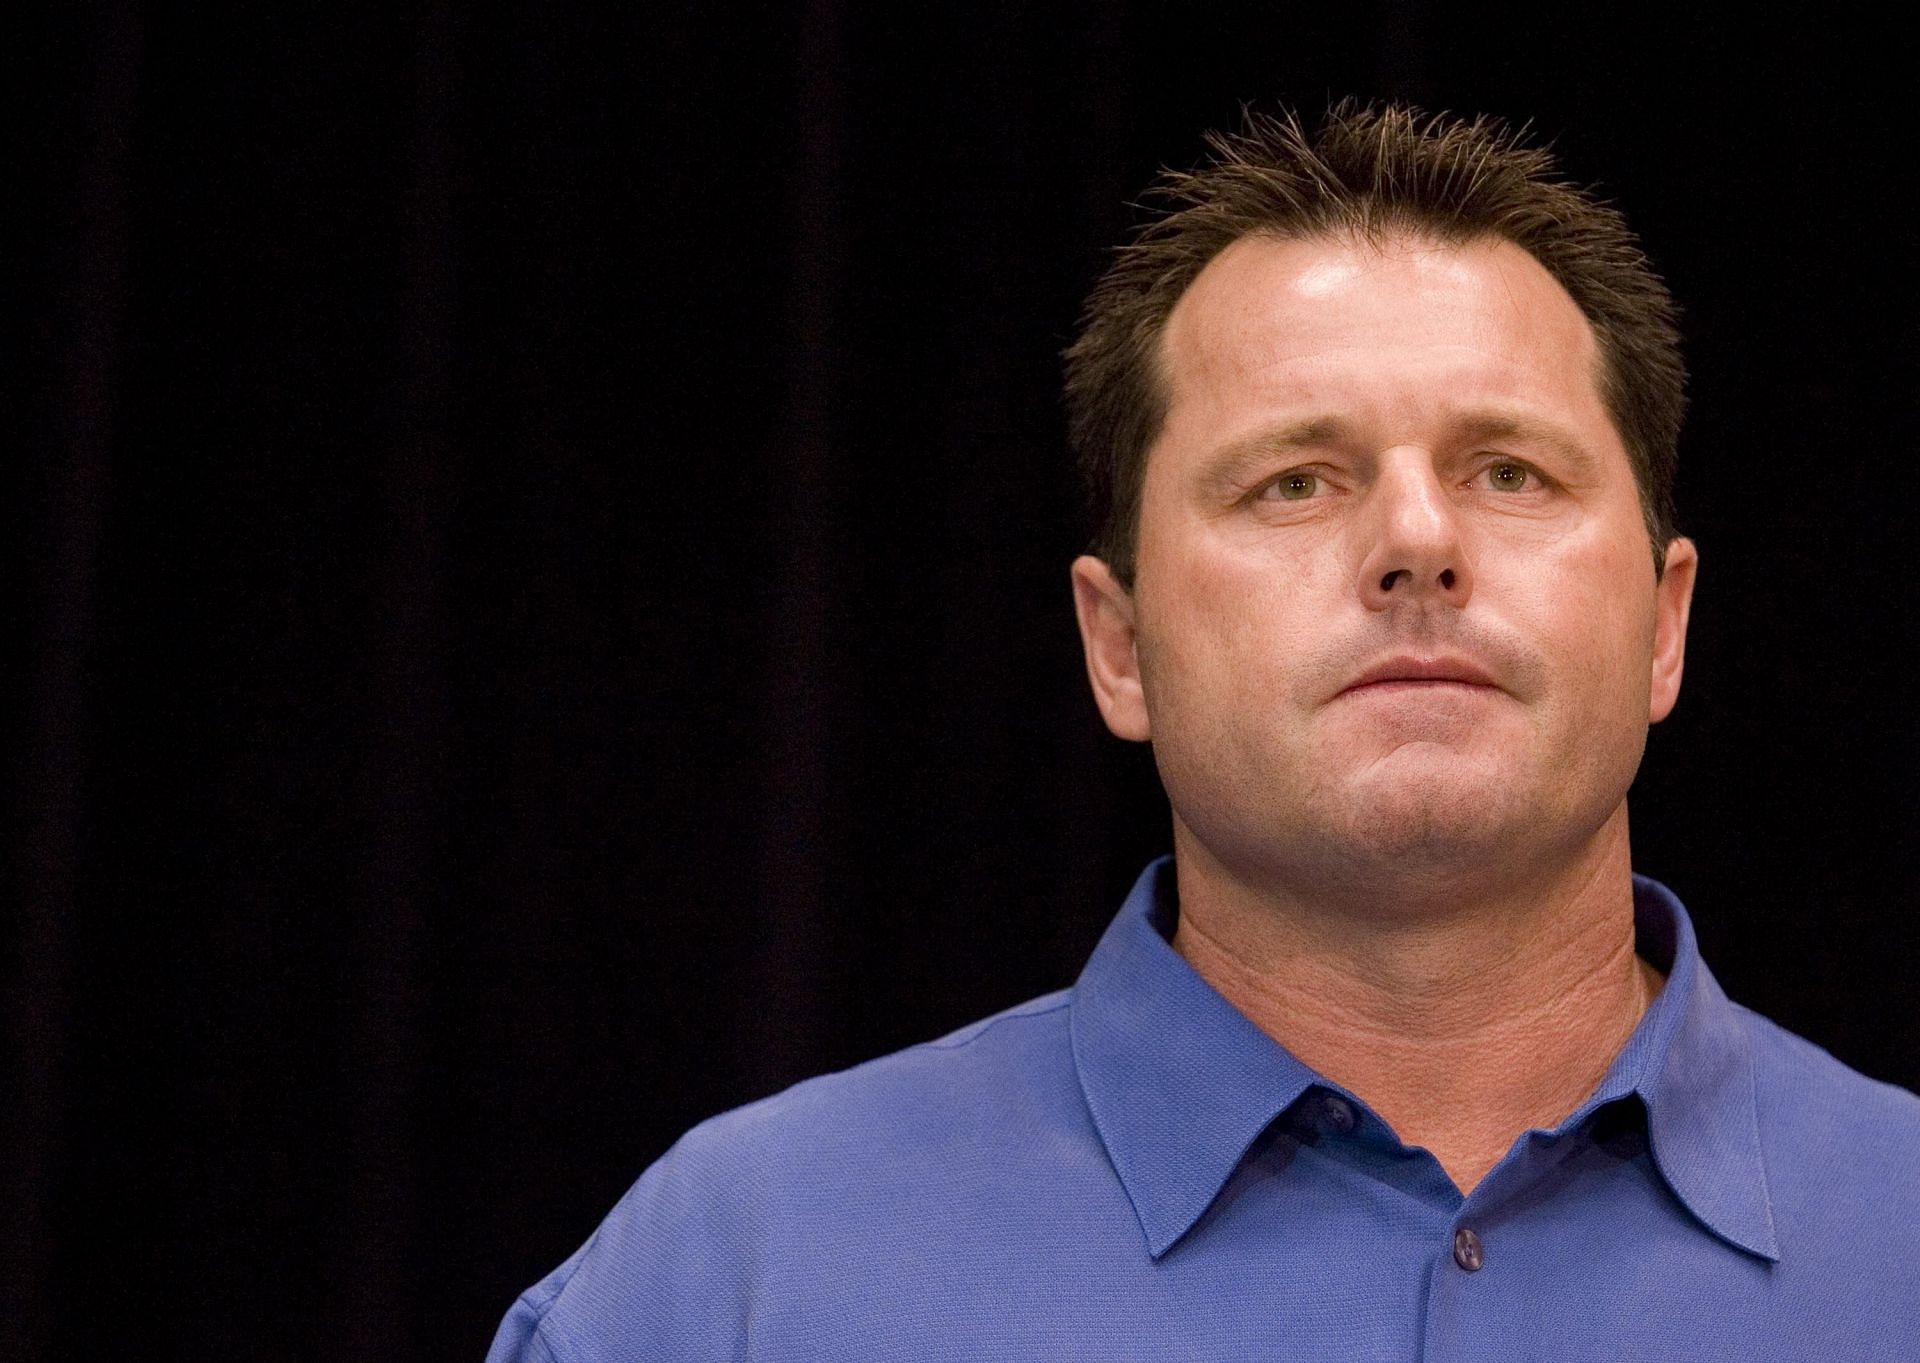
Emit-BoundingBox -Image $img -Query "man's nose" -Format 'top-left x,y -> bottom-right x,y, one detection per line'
1356,451 -> 1474,612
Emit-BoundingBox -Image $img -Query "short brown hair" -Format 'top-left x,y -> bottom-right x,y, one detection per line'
1063,100 -> 1685,584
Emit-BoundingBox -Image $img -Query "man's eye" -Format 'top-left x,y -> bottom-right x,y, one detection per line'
1484,461 -> 1530,491
1265,471 -> 1319,501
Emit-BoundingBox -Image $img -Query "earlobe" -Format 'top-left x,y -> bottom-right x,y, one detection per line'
1070,555 -> 1153,742
1648,537 -> 1698,724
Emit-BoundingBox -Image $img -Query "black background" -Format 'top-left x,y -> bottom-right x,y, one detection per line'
10,5 -> 1914,1359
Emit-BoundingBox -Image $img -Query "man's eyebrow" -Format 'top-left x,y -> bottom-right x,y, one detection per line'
1194,417 -> 1353,492
1452,413 -> 1601,475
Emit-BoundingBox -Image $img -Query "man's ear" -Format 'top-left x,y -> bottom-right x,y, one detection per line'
1070,555 -> 1152,742
1649,536 -> 1698,724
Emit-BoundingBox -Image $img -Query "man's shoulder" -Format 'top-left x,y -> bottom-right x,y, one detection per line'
1740,1000 -> 1920,1128
487,989 -> 1093,1362
672,986 -> 1080,1176
1735,1000 -> 1920,1206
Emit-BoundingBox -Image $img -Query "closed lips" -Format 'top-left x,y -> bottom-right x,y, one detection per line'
1340,657 -> 1502,694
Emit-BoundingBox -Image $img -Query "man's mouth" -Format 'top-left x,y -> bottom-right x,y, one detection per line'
1338,655 -> 1503,697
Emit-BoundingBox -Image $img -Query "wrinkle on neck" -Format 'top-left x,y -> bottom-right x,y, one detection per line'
1169,803 -> 1663,1192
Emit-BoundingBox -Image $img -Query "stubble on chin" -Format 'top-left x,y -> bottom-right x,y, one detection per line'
1292,732 -> 1636,915
1176,734 -> 1583,917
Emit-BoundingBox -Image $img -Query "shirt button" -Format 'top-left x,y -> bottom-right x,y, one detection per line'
1452,1226 -> 1485,1273
1322,1096 -> 1356,1135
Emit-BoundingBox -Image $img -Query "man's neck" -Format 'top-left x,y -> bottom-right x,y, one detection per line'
1169,808 -> 1663,1195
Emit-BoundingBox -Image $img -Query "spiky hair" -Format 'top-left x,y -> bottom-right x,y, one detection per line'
1063,100 -> 1685,584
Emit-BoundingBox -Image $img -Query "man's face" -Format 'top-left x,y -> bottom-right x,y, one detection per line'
1072,232 -> 1696,902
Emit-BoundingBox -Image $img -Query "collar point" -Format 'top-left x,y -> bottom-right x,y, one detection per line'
1130,1196 -> 1204,1262
1707,1214 -> 1782,1264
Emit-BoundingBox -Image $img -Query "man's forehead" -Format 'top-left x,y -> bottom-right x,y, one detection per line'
1159,230 -> 1600,383
1152,230 -> 1612,448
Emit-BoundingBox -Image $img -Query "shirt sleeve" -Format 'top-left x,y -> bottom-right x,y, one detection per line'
484,1290 -> 568,1363
480,1121 -> 773,1362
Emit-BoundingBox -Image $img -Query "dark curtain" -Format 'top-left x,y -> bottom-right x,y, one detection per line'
10,5 -> 1913,1358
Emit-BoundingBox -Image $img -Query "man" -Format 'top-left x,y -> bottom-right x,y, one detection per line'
488,104 -> 1920,1360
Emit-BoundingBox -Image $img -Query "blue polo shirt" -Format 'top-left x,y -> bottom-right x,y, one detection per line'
486,859 -> 1920,1361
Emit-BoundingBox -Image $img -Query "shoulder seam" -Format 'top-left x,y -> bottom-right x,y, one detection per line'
922,995 -> 1072,1051
534,1308 -> 591,1363
507,1224 -> 606,1354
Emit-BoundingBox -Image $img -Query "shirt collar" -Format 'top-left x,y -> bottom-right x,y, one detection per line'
1597,875 -> 1781,1261
1069,857 -> 1780,1262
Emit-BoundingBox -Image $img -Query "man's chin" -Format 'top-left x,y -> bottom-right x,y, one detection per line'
1340,742 -> 1527,802
1320,770 -> 1546,875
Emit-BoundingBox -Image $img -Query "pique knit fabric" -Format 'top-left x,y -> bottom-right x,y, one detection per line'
486,858 -> 1920,1362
